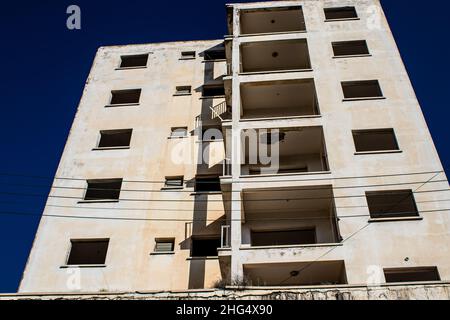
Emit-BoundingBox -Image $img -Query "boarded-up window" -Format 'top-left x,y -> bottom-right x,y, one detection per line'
67,239 -> 109,265
332,40 -> 369,56
353,129 -> 399,152
98,129 -> 132,148
366,190 -> 419,219
119,54 -> 148,68
342,80 -> 383,99
84,179 -> 122,201
324,7 -> 358,20
110,89 -> 141,105
384,267 -> 440,283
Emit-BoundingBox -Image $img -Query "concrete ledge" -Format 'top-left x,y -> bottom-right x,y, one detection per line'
5,282 -> 450,300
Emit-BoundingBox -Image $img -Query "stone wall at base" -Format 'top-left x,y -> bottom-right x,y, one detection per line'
2,283 -> 450,300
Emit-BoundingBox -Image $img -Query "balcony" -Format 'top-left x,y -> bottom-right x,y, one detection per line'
241,126 -> 329,176
239,6 -> 306,35
240,39 -> 311,74
243,260 -> 347,286
241,185 -> 341,247
240,79 -> 319,119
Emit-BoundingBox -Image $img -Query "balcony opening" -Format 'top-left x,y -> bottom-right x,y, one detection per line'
242,185 -> 341,247
324,7 -> 358,20
240,39 -> 311,73
84,179 -> 122,201
67,239 -> 109,265
195,176 -> 221,192
240,79 -> 319,119
240,6 -> 306,35
97,129 -> 132,148
202,84 -> 225,97
384,267 -> 440,283
191,237 -> 221,257
353,129 -> 399,152
119,54 -> 148,68
244,260 -> 347,286
342,80 -> 383,99
241,126 -> 329,175
110,89 -> 141,105
332,40 -> 369,56
154,238 -> 175,253
366,190 -> 419,219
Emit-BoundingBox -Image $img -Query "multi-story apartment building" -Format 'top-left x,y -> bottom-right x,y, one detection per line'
19,0 -> 449,294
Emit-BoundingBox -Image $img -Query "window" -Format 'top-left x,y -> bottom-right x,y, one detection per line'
332,40 -> 369,56
84,179 -> 122,201
251,229 -> 316,246
170,127 -> 188,138
204,49 -> 226,61
164,176 -> 184,188
181,51 -> 196,59
119,54 -> 148,68
175,86 -> 191,95
191,237 -> 221,257
195,176 -> 221,192
67,239 -> 109,265
384,267 -> 440,283
366,190 -> 419,219
353,129 -> 399,152
202,85 -> 225,97
154,238 -> 175,252
342,80 -> 383,99
324,7 -> 358,20
110,89 -> 141,105
97,129 -> 132,148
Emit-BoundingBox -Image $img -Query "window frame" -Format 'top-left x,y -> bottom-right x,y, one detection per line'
163,176 -> 184,189
324,6 -> 359,22
366,189 -> 420,220
169,127 -> 188,139
180,51 -> 196,60
352,128 -> 401,154
383,267 -> 441,283
65,238 -> 110,266
153,238 -> 176,254
174,86 -> 192,96
332,40 -> 370,58
95,129 -> 133,150
107,89 -> 142,107
81,178 -> 123,202
117,53 -> 149,69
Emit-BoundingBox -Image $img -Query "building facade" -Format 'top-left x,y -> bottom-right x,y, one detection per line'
19,0 -> 450,294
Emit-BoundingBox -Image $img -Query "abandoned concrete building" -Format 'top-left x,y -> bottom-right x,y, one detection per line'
17,0 -> 450,297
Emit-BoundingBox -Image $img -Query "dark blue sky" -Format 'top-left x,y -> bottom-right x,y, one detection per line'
0,0 -> 448,293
